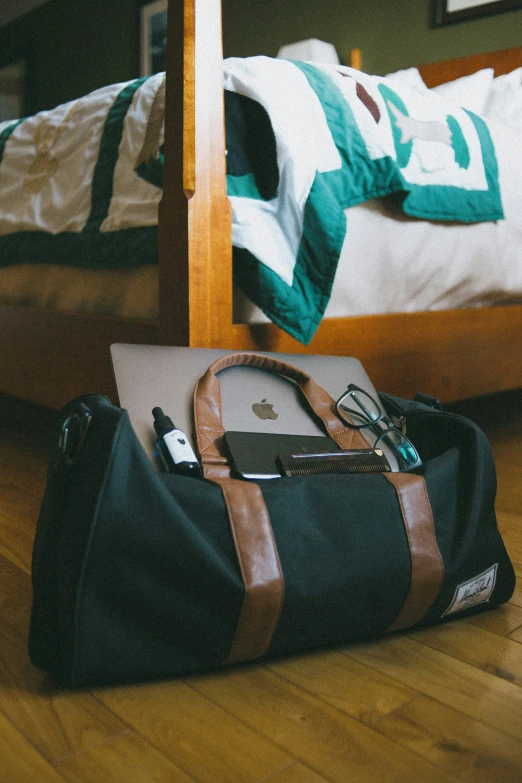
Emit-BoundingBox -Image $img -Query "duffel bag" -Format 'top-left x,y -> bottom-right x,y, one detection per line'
29,352 -> 516,687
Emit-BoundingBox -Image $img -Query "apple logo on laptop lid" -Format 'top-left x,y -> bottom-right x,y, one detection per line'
252,399 -> 278,420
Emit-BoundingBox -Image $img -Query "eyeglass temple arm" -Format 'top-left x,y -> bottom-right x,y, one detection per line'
341,388 -> 381,422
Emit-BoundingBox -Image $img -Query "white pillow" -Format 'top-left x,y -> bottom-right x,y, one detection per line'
483,67 -> 522,130
384,67 -> 429,93
430,68 -> 494,114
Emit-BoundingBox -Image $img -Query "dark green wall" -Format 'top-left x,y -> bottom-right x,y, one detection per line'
0,0 -> 140,113
1,0 -> 521,114
222,0 -> 522,74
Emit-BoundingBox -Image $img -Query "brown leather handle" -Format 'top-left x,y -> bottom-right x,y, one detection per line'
193,352 -> 368,479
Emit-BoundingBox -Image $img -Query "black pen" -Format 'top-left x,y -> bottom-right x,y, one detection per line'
152,407 -> 201,477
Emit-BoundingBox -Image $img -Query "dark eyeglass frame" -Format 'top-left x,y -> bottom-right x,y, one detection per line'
335,384 -> 422,471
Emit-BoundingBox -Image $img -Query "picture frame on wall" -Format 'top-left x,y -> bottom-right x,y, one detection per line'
434,0 -> 522,25
140,0 -> 168,76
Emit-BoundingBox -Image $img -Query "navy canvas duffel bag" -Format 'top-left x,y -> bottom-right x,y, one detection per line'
29,353 -> 515,687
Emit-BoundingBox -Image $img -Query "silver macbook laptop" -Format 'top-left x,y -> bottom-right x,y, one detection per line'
110,344 -> 396,468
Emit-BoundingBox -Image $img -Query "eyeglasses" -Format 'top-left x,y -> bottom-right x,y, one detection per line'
335,384 -> 422,471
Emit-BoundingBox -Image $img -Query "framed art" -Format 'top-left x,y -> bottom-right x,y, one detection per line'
434,0 -> 522,25
140,0 -> 168,76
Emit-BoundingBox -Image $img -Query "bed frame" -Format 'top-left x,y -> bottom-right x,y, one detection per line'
1,0 -> 521,411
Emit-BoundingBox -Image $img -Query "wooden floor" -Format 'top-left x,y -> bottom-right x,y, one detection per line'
1,390 -> 521,783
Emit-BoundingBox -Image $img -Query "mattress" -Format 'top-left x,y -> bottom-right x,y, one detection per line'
2,179 -> 522,325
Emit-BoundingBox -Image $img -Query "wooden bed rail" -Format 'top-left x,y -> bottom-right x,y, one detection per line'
418,44 -> 522,87
159,0 -> 232,349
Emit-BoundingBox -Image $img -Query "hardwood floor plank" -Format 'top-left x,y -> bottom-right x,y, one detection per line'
496,508 -> 522,529
496,511 -> 522,573
0,618 -> 130,763
0,430 -> 48,515
190,665 -> 460,783
0,708 -> 67,783
0,432 -> 45,574
0,550 -> 32,637
0,504 -> 37,574
494,461 -> 522,515
94,678 -> 293,783
409,621 -> 522,686
342,636 -> 522,742
373,694 -> 522,783
508,579 -> 522,608
508,626 -> 522,643
464,602 -> 522,637
0,425 -> 49,487
262,762 -> 333,782
56,730 -> 195,783
265,649 -> 416,726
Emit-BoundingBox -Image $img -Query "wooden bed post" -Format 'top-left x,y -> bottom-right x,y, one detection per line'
348,48 -> 362,70
159,0 -> 233,348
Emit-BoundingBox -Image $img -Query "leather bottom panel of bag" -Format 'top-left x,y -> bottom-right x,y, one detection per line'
28,395 -> 516,688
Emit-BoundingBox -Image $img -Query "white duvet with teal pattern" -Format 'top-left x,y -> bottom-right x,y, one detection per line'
0,59 -> 503,344
225,58 -> 502,343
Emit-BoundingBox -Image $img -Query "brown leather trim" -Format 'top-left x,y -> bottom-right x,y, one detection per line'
193,357 -> 231,479
192,351 -> 373,661
216,478 -> 285,664
193,352 -> 368,479
384,473 -> 444,632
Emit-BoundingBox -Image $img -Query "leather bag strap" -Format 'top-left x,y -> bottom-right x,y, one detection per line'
192,351 -> 366,664
384,472 -> 445,631
215,477 -> 284,664
193,351 -> 368,480
193,353 -> 439,662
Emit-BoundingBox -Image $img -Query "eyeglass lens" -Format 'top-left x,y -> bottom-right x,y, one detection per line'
375,429 -> 419,469
338,387 -> 421,469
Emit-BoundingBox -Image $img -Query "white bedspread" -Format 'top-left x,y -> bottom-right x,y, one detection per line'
235,114 -> 522,324
0,59 -> 521,328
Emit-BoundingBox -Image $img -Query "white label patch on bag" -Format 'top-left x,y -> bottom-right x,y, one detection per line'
443,564 -> 498,617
